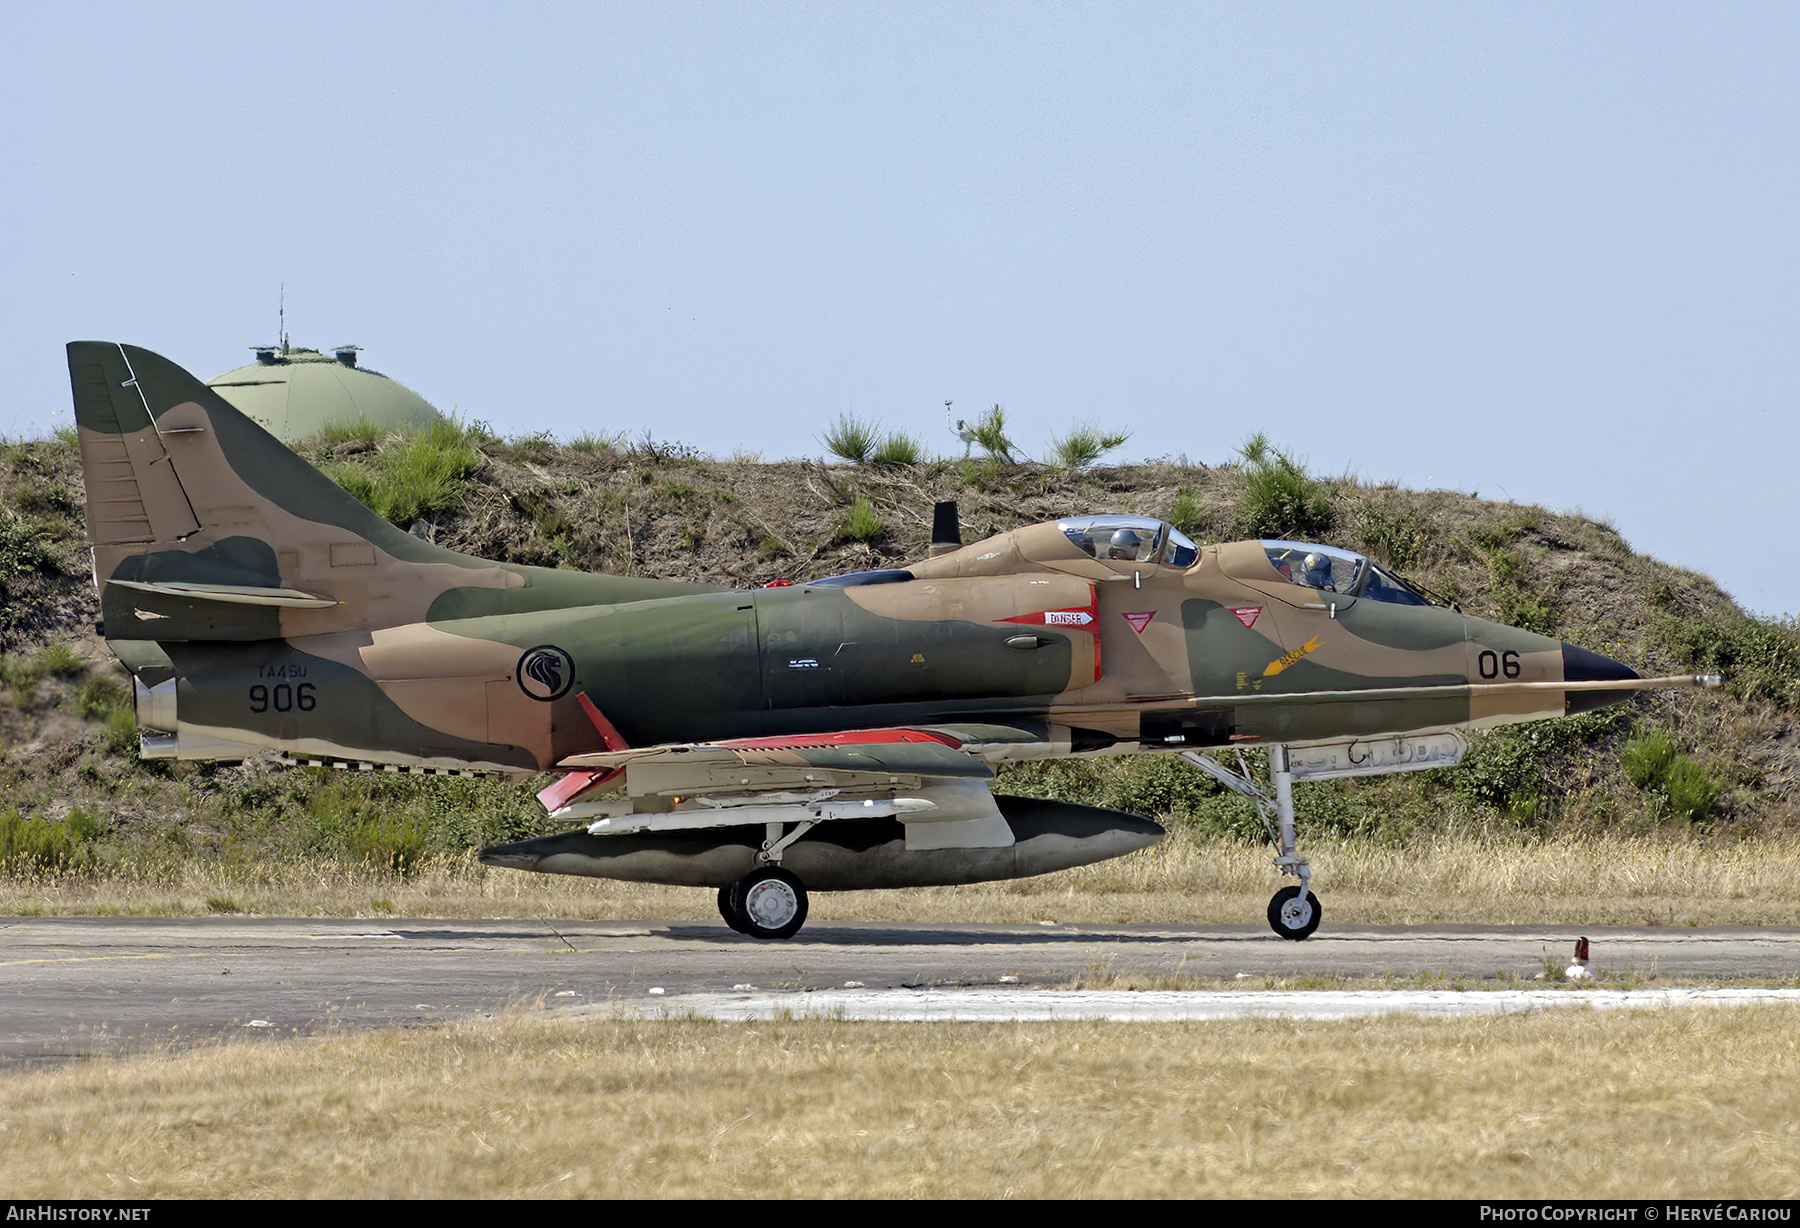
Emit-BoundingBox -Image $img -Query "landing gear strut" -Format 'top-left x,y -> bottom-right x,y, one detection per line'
1182,745 -> 1319,941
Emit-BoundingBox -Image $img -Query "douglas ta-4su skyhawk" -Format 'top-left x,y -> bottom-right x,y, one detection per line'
67,342 -> 1719,939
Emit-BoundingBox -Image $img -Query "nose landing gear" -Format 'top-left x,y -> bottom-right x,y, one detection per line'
1182,745 -> 1320,941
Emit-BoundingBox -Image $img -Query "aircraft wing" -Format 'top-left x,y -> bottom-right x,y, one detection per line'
541,723 -> 1046,850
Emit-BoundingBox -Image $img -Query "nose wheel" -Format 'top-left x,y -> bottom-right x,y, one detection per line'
718,866 -> 809,940
1267,885 -> 1322,941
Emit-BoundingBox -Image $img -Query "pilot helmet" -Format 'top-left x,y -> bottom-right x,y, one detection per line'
1302,552 -> 1331,584
1108,528 -> 1142,559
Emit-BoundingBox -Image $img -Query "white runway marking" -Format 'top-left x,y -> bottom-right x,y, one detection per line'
607,987 -> 1800,1022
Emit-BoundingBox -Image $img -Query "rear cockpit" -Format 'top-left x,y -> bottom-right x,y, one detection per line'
1257,540 -> 1436,607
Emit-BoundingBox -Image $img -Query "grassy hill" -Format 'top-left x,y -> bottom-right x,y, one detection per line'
3,420 -> 1799,884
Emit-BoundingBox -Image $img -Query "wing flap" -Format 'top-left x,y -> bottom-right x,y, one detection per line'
557,730 -> 994,780
541,724 -> 1017,849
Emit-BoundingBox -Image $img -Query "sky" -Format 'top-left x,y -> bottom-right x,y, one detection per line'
5,2 -> 1797,616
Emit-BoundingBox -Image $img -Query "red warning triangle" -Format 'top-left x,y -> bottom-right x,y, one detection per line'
1123,611 -> 1154,634
1232,606 -> 1262,629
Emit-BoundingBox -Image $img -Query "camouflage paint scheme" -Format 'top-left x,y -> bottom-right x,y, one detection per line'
69,342 -> 1714,939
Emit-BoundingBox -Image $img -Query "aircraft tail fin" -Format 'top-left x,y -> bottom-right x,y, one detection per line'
67,342 -> 524,642
69,342 -> 706,644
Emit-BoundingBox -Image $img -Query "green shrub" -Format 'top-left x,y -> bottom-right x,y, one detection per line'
1621,731 -> 1677,791
1495,589 -> 1558,634
1454,730 -> 1545,820
1049,423 -> 1131,472
35,642 -> 86,679
346,814 -> 431,875
1660,756 -> 1722,822
1,654 -> 45,699
1100,754 -> 1219,818
820,414 -> 879,464
568,431 -> 623,455
839,494 -> 884,543
3,643 -> 89,699
1169,487 -> 1205,537
872,431 -> 925,467
283,771 -> 541,866
11,479 -> 79,517
325,417 -> 484,527
1466,523 -> 1516,554
1662,612 -> 1800,710
1233,433 -> 1334,542
957,456 -> 1008,490
0,806 -> 104,873
0,512 -> 61,589
968,405 -> 1019,464
102,706 -> 139,756
72,671 -> 128,720
1621,731 -> 1719,821
1354,502 -> 1427,570
501,431 -> 556,463
318,417 -> 387,451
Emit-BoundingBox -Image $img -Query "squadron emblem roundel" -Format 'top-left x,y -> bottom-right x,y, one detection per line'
516,645 -> 576,702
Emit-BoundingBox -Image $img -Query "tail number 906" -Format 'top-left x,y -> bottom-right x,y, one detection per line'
250,682 -> 317,713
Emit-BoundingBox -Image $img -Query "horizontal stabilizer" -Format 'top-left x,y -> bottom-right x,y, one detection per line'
107,579 -> 339,609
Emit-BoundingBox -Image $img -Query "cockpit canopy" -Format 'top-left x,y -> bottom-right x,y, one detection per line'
1058,515 -> 1200,569
1260,540 -> 1434,606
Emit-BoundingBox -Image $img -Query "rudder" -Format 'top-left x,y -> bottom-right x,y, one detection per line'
68,342 -> 204,547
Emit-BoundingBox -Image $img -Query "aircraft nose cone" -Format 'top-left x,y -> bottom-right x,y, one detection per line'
1562,643 -> 1639,714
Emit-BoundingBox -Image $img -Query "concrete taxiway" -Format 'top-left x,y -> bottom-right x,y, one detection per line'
4,916 -> 1799,1066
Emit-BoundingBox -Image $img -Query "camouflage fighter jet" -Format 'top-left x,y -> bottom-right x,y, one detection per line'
67,342 -> 1719,940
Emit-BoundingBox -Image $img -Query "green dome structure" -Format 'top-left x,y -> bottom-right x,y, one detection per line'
206,344 -> 445,443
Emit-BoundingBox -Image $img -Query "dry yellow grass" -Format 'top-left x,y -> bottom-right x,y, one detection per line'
2,1005 -> 1797,1198
7,831 -> 1800,1199
6,829 -> 1800,928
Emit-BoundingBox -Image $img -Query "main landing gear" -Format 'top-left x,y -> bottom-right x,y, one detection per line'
718,866 -> 809,940
1182,745 -> 1322,941
716,820 -> 816,940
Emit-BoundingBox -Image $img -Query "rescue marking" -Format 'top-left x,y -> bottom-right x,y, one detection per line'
1263,636 -> 1323,678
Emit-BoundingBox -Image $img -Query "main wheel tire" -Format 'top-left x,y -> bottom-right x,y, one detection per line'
729,867 -> 809,940
1267,885 -> 1322,941
718,884 -> 748,934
